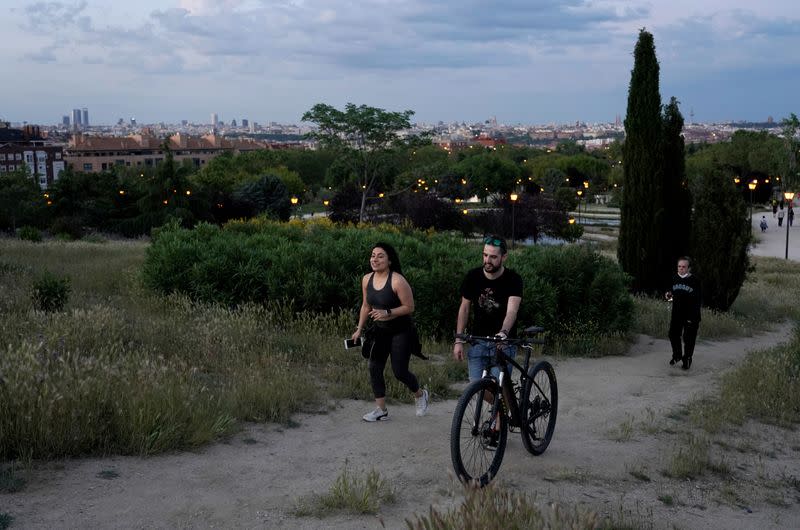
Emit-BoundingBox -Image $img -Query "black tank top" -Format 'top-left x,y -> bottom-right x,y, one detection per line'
366,271 -> 411,332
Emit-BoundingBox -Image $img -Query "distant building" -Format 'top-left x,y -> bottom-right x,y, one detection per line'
62,115 -> 70,127
241,119 -> 249,128
211,113 -> 218,127
0,122 -> 65,188
72,108 -> 82,129
231,119 -> 237,127
64,130 -> 274,173
81,108 -> 89,128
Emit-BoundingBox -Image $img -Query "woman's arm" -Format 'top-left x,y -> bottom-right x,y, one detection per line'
352,275 -> 372,340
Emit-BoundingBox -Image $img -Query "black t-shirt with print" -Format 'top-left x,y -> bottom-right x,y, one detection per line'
460,267 -> 523,337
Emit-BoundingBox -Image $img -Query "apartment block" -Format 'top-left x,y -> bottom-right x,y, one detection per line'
64,130 -> 273,173
0,123 -> 65,189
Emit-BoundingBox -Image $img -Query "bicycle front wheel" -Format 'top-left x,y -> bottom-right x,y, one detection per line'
450,378 -> 508,486
520,360 -> 558,455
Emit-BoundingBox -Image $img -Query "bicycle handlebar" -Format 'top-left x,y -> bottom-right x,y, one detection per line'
455,325 -> 546,346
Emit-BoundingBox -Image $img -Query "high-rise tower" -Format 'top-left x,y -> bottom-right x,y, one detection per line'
82,108 -> 89,127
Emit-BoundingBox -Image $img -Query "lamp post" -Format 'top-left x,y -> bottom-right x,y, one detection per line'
748,182 -> 757,230
786,191 -> 796,260
510,193 -> 519,249
576,189 -> 583,224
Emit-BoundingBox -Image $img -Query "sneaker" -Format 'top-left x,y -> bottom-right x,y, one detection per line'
415,389 -> 429,417
682,356 -> 692,370
362,408 -> 389,422
669,357 -> 679,366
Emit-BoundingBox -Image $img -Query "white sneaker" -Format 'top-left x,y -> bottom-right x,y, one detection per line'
362,408 -> 389,422
415,389 -> 429,417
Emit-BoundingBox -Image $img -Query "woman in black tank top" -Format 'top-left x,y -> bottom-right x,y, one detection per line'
351,243 -> 429,422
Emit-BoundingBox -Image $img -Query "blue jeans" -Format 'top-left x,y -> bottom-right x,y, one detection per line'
467,340 -> 517,382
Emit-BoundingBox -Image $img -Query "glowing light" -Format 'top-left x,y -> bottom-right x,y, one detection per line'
290,197 -> 299,205
510,193 -> 518,202
185,190 -> 191,195
568,217 -> 575,224
323,200 -> 330,206
119,190 -> 125,195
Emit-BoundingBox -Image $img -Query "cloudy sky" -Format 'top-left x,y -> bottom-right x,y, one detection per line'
3,0 -> 799,126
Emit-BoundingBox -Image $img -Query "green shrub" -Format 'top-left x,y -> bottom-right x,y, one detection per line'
514,244 -> 634,338
18,225 -> 42,242
51,216 -> 84,240
142,219 -> 634,341
31,272 -> 71,312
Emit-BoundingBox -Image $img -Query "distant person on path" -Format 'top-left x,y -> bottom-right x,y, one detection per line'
352,242 -> 428,421
453,235 -> 523,381
790,207 -> 795,227
778,207 -> 785,227
760,216 -> 768,232
665,257 -> 702,370
772,199 -> 778,217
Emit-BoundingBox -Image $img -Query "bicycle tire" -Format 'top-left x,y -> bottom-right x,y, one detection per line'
520,360 -> 558,455
450,378 -> 508,486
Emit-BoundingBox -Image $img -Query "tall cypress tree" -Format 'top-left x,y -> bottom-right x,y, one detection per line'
618,29 -> 664,293
661,96 -> 691,283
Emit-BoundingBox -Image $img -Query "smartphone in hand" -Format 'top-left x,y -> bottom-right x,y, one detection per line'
344,337 -> 363,349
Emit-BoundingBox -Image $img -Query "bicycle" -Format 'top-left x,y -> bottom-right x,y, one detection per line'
450,326 -> 558,486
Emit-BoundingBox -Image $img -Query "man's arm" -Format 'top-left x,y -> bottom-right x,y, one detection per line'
453,297 -> 471,360
498,295 -> 522,337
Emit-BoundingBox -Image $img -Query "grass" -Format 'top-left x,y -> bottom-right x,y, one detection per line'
688,331 -> 800,434
0,238 -> 465,459
292,465 -> 395,517
607,416 -> 635,442
0,512 -> 13,530
662,434 -> 730,480
0,463 -> 26,493
405,481 -> 598,529
97,468 -> 119,479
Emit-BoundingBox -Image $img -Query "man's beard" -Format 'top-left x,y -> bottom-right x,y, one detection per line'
484,262 -> 499,273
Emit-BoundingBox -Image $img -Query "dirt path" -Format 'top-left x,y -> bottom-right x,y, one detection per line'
4,324 -> 799,529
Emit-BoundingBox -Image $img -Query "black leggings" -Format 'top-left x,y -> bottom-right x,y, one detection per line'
368,329 -> 420,399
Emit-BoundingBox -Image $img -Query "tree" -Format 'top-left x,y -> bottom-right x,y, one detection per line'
302,103 -> 415,222
688,169 -> 750,311
618,29 -> 665,293
0,168 -> 42,231
231,174 -> 291,221
780,113 -> 799,191
660,97 -> 691,280
454,153 -> 520,200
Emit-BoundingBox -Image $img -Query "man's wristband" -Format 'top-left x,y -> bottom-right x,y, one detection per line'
454,339 -> 466,345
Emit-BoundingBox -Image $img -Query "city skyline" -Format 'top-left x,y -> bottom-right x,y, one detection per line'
3,1 -> 799,126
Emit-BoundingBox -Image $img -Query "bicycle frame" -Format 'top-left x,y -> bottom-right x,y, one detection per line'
471,336 -> 543,429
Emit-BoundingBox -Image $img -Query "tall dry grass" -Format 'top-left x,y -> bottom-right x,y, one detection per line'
0,238 -> 461,459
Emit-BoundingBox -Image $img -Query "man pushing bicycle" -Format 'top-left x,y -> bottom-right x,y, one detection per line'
453,234 -> 523,382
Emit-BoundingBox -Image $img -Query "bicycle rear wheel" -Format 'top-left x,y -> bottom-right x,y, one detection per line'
450,378 -> 507,486
520,360 -> 558,455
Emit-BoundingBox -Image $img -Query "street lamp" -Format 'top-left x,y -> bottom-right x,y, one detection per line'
510,193 -> 519,249
576,189 -> 584,224
748,181 -> 757,229
785,191 -> 795,260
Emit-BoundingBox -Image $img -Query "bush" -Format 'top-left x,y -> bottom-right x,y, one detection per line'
18,225 -> 42,242
31,272 -> 71,312
142,219 -> 634,341
514,244 -> 633,338
50,216 -> 84,240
